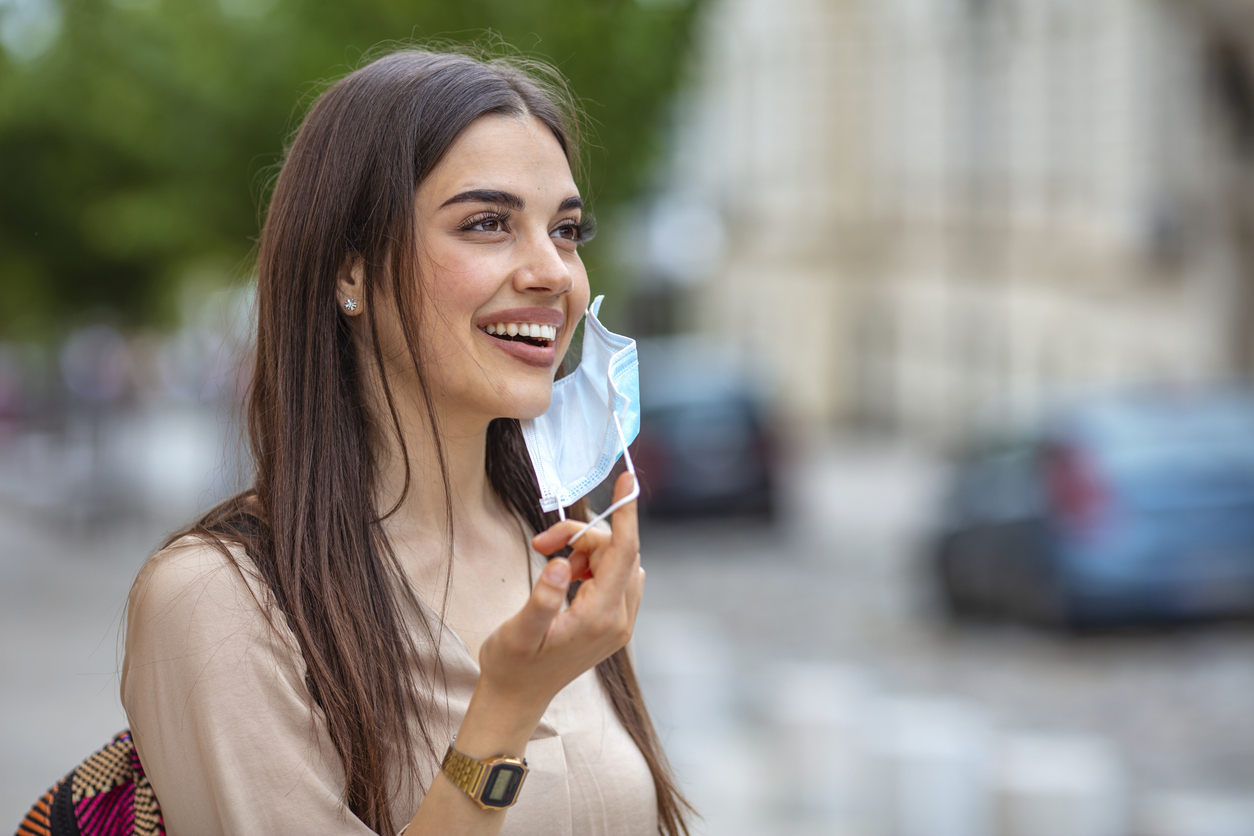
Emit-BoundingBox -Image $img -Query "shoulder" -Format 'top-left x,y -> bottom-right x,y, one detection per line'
131,534 -> 254,606
122,533 -> 307,718
126,534 -> 282,650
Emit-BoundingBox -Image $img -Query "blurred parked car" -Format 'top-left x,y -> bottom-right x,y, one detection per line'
933,385 -> 1254,628
633,337 -> 777,519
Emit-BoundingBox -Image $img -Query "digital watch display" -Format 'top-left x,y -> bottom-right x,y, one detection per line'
441,743 -> 530,811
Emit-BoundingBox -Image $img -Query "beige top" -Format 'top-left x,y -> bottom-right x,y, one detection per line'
121,539 -> 658,836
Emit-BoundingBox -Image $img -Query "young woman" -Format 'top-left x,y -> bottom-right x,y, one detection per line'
121,48 -> 691,836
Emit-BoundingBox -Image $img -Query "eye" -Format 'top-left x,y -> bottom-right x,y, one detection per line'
459,211 -> 511,234
552,216 -> 596,245
552,221 -> 581,242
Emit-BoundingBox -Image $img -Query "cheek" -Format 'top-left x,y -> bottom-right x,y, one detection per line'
568,262 -> 592,314
574,271 -> 591,306
419,257 -> 500,347
427,255 -> 495,310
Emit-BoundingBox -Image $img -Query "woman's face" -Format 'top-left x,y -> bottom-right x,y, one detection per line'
369,113 -> 591,427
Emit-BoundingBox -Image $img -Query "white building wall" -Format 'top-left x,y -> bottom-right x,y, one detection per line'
667,0 -> 1235,442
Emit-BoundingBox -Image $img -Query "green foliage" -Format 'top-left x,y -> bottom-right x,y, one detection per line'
0,0 -> 699,336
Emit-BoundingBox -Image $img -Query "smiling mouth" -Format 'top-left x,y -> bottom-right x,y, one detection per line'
483,322 -> 557,348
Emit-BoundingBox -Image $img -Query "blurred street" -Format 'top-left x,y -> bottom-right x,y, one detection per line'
5,431 -> 1253,835
636,437 -> 1254,835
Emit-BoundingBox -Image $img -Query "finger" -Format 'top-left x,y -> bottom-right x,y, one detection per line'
626,564 -> 645,622
593,473 -> 641,594
609,472 -> 640,552
567,551 -> 592,581
506,558 -> 570,650
532,520 -> 608,556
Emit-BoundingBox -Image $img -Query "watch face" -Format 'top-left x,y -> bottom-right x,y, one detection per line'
481,763 -> 525,808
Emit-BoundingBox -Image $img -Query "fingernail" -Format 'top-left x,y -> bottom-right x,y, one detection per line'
543,559 -> 570,586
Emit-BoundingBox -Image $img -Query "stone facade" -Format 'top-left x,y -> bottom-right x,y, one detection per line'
653,0 -> 1251,443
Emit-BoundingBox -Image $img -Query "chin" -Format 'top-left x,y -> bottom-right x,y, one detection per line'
494,388 -> 553,422
511,402 -> 552,421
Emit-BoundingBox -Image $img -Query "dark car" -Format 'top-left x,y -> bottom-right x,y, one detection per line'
632,338 -> 776,519
933,385 -> 1254,627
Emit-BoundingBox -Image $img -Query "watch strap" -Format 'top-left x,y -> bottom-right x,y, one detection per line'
441,744 -> 487,799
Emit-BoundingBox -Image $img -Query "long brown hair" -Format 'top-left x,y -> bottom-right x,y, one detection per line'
171,48 -> 692,835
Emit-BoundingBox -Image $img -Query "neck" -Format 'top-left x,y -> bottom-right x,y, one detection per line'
370,383 -> 504,553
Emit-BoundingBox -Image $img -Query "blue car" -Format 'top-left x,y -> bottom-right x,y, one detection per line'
934,386 -> 1254,627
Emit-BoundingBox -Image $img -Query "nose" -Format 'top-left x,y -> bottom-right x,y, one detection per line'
511,228 -> 573,297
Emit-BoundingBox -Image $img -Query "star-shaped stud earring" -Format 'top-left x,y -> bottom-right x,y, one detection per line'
343,298 -> 358,312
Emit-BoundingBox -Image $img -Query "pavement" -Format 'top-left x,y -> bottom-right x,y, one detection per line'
3,431 -> 1253,834
633,436 -> 1254,835
0,503 -> 163,822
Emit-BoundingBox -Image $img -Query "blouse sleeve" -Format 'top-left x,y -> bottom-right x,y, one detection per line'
121,539 -> 378,836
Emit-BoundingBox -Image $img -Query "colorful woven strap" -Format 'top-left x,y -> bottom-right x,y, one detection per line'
15,730 -> 165,836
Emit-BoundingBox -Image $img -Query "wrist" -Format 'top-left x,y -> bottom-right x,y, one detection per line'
454,679 -> 545,760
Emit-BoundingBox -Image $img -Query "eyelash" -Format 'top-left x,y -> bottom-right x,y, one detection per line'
458,211 -> 597,245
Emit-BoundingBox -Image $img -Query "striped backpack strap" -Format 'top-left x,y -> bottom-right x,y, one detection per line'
15,731 -> 164,836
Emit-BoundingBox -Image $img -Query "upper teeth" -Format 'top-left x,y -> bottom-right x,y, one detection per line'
485,323 -> 557,341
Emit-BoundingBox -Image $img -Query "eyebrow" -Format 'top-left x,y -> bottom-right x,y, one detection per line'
439,189 -> 584,214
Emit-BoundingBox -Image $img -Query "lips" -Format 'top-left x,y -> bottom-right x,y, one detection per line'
476,307 -> 565,368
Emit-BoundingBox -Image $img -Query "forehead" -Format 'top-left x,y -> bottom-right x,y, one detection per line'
419,113 -> 577,205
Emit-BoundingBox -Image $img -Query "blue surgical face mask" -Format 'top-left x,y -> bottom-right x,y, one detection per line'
521,295 -> 640,545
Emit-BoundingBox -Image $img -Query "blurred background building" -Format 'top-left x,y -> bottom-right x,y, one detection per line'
635,0 -> 1254,443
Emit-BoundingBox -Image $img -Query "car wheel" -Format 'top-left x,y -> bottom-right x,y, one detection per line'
1020,551 -> 1084,630
937,536 -> 979,619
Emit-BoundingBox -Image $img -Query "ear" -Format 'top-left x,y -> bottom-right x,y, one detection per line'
336,255 -> 365,316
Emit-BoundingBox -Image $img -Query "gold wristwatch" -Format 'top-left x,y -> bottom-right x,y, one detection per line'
441,739 -> 529,811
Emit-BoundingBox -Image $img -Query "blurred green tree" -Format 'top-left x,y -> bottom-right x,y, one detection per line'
0,0 -> 698,337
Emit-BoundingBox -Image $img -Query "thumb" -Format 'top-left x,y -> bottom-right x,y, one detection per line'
511,558 -> 570,647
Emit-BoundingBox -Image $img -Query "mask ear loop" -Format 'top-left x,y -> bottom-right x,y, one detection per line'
564,409 -> 639,547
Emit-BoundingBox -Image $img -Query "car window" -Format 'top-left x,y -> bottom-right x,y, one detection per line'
952,449 -> 1043,524
1085,396 -> 1254,475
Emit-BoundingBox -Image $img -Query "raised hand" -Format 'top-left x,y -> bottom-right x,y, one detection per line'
476,471 -> 645,713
